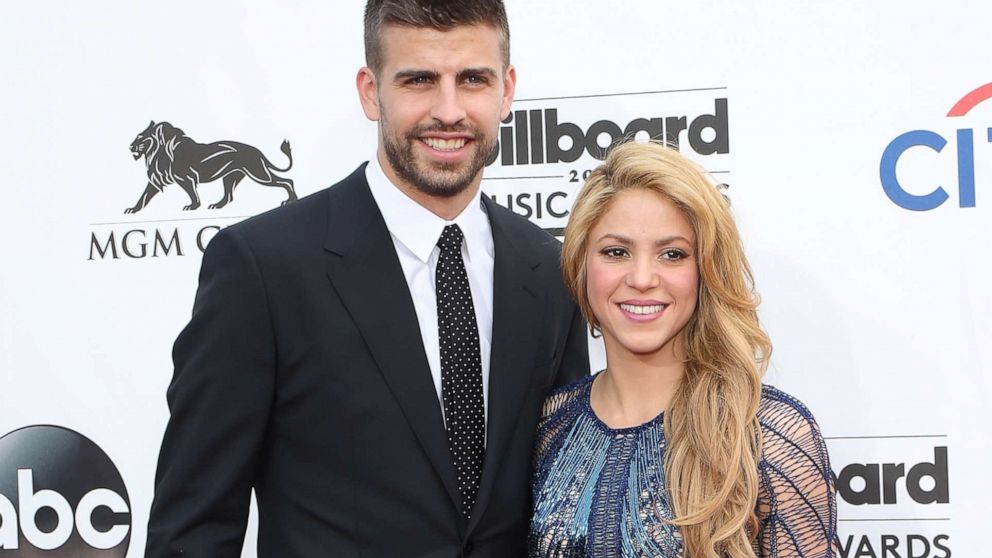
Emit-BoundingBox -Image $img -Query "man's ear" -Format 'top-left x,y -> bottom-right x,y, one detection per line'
357,67 -> 380,121
500,64 -> 517,120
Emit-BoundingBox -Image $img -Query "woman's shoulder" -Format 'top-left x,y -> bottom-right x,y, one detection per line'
539,372 -> 595,421
753,385 -> 837,554
532,373 -> 594,467
756,384 -> 830,467
757,384 -> 820,426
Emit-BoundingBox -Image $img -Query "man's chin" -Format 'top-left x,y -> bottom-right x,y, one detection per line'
404,157 -> 478,194
409,171 -> 476,198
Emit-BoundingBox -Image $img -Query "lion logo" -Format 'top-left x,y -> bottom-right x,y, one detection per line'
126,121 -> 297,213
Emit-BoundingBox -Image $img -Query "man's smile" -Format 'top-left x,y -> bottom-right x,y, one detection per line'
422,137 -> 469,151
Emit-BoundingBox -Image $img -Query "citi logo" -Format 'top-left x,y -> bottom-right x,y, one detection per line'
834,446 -> 948,506
486,98 -> 729,166
880,83 -> 991,210
0,425 -> 131,556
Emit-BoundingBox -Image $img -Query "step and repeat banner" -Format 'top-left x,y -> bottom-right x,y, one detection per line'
1,1 -> 988,556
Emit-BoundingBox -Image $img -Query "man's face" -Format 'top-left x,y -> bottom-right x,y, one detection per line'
358,24 -> 515,198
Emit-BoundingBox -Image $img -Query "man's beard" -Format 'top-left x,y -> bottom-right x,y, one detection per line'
381,120 -> 495,199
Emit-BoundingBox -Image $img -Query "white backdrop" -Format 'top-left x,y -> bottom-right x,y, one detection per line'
1,1 -> 988,556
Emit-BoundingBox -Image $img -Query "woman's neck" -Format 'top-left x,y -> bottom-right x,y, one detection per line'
591,347 -> 685,429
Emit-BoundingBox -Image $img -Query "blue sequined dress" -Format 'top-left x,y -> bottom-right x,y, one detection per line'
529,373 -> 836,557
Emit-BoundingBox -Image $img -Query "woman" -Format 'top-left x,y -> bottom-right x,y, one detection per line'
529,141 -> 836,557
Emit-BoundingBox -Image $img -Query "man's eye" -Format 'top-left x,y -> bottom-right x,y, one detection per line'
405,75 -> 432,85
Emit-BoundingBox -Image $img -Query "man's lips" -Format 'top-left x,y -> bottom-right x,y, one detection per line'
421,136 -> 470,151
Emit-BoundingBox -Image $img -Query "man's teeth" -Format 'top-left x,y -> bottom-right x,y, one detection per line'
619,303 -> 664,315
424,137 -> 467,151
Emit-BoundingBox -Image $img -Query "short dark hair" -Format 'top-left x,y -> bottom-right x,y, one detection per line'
364,0 -> 510,74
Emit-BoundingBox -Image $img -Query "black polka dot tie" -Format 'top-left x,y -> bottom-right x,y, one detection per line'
436,224 -> 485,518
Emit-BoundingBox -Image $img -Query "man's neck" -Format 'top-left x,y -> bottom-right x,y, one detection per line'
377,151 -> 481,221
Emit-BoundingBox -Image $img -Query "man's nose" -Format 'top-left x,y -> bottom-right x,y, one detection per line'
430,80 -> 467,125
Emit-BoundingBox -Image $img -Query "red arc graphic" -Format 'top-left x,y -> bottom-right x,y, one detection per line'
947,82 -> 992,117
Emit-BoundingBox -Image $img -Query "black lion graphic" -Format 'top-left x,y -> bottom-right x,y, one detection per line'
126,121 -> 297,213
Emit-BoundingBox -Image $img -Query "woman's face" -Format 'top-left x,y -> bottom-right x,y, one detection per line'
585,188 -> 699,363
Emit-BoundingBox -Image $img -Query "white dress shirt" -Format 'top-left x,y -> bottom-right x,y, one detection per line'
365,155 -> 495,425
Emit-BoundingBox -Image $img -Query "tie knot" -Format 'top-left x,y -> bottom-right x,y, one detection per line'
437,224 -> 464,251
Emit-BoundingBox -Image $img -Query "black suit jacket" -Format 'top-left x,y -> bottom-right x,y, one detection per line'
146,165 -> 589,558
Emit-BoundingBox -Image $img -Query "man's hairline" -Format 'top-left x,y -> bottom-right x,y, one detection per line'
368,22 -> 511,78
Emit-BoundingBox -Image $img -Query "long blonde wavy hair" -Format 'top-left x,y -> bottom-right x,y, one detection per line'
561,140 -> 771,558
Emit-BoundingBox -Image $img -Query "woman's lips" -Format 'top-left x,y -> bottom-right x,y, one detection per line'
617,301 -> 667,322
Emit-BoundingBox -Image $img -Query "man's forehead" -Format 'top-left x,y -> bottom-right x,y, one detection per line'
378,23 -> 505,69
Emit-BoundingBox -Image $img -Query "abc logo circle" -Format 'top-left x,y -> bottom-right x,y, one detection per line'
0,425 -> 130,556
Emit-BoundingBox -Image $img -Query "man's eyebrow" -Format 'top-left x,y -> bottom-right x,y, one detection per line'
457,67 -> 498,80
392,69 -> 439,82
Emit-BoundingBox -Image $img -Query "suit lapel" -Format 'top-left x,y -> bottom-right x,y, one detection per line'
468,198 -> 543,534
323,167 -> 463,517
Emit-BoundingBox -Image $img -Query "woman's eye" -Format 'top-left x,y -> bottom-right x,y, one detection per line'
600,247 -> 628,258
661,249 -> 687,261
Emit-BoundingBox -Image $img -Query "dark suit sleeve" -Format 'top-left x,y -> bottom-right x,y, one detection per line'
146,228 -> 275,558
552,303 -> 590,388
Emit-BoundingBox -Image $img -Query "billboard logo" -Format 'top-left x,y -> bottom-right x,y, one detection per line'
880,82 -> 992,210
487,98 -> 729,167
838,534 -> 950,558
835,446 -> 948,506
828,437 -> 953,558
0,425 -> 131,556
125,121 -> 297,213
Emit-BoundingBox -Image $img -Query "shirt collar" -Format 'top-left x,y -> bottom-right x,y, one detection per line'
365,153 -> 492,264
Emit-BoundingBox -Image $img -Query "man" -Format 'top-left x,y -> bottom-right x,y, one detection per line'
145,1 -> 589,557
